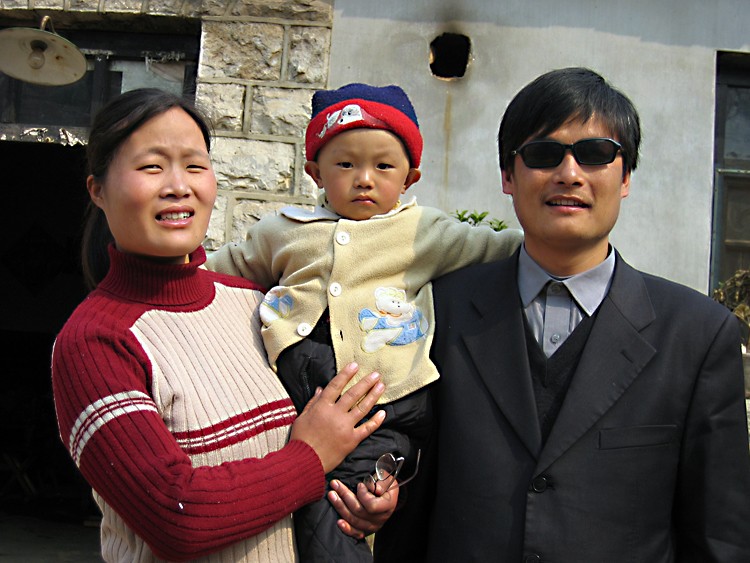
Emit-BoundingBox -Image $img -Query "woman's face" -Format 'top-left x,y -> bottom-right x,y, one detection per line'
87,107 -> 216,264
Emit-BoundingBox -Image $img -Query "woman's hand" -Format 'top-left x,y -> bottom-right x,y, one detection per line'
290,362 -> 385,474
327,479 -> 399,539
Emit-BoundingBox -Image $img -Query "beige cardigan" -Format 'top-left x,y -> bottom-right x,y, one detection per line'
206,197 -> 522,403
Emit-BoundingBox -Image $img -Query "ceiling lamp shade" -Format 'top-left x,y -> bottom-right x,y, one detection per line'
0,16 -> 86,86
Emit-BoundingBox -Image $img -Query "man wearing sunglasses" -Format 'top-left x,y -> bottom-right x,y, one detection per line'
378,67 -> 750,562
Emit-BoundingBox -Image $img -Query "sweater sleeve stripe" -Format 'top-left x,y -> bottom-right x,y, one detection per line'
69,390 -> 158,466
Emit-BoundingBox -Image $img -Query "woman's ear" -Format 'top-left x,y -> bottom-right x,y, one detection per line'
402,168 -> 421,193
87,175 -> 105,209
304,161 -> 324,188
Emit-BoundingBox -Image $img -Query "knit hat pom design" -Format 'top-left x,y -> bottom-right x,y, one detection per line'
305,83 -> 423,168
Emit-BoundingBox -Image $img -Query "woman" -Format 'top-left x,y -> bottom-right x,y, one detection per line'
52,88 -> 392,562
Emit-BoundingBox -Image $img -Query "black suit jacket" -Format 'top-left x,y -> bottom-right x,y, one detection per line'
379,251 -> 750,562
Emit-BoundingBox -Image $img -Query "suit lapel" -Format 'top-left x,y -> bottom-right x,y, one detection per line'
462,254 -> 543,458
536,256 -> 658,471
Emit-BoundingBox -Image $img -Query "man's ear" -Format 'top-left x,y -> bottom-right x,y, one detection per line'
501,169 -> 515,195
304,161 -> 324,188
620,169 -> 631,199
87,175 -> 106,209
402,168 -> 421,193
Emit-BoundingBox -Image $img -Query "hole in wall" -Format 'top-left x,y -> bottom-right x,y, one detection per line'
429,32 -> 471,79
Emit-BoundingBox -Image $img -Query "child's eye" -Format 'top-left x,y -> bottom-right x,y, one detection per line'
139,164 -> 162,171
377,163 -> 394,170
187,164 -> 209,171
337,161 -> 353,169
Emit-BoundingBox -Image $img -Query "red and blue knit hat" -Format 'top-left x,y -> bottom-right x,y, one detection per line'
305,83 -> 423,168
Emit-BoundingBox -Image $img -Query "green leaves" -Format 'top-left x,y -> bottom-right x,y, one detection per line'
452,209 -> 508,232
713,269 -> 750,348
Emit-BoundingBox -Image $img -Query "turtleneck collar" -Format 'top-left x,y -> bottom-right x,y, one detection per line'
97,244 -> 214,307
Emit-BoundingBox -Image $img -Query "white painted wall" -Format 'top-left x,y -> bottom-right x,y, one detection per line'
328,0 -> 750,292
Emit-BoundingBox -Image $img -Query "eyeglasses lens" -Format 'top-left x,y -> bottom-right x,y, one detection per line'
375,454 -> 402,481
521,143 -> 564,168
574,139 -> 619,165
520,139 -> 620,168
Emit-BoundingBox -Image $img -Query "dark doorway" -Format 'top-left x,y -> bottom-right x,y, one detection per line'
0,141 -> 98,537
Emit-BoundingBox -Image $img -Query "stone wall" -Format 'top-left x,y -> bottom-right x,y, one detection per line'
196,2 -> 332,250
0,0 -> 333,250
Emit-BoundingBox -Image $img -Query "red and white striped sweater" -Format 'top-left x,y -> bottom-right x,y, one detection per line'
52,245 -> 325,562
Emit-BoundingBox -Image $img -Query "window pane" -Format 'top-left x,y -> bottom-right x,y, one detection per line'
110,60 -> 186,95
0,70 -> 122,128
724,87 -> 750,165
719,174 -> 750,282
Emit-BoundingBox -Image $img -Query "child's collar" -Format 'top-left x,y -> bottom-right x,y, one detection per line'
318,192 -> 417,218
280,194 -> 418,223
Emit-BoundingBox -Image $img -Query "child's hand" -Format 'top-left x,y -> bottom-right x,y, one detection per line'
327,479 -> 399,538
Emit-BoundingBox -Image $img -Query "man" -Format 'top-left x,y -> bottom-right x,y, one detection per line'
413,67 -> 750,562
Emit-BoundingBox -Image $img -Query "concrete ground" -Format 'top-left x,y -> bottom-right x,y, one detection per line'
0,510 -> 100,562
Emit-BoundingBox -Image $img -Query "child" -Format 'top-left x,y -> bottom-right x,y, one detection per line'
206,83 -> 523,561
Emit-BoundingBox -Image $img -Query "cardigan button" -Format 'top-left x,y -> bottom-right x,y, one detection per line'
336,231 -> 350,245
329,282 -> 342,297
524,555 -> 541,563
297,323 -> 313,336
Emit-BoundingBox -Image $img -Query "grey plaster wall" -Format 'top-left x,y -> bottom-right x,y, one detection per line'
328,0 -> 750,292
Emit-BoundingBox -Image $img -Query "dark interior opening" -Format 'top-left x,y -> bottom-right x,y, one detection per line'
0,141 -> 96,525
429,32 -> 471,79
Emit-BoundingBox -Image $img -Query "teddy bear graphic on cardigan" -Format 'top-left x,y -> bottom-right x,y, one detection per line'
358,286 -> 428,353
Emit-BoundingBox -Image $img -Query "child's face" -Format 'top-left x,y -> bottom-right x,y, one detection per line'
305,128 -> 421,221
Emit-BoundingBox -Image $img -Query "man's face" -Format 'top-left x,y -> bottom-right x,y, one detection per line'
502,116 -> 630,275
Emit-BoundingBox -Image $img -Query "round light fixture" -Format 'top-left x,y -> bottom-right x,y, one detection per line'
0,16 -> 86,86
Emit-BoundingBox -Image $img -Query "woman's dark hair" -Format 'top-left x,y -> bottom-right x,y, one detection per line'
81,88 -> 212,290
498,67 -> 641,176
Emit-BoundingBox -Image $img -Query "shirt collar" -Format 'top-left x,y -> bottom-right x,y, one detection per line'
280,194 -> 418,222
518,244 -> 615,316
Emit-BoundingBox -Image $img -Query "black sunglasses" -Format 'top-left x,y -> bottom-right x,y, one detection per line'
511,138 -> 623,169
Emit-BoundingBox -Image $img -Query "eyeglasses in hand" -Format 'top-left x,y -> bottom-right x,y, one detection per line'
363,449 -> 421,494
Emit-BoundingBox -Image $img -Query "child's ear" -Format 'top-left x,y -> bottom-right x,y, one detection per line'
304,161 -> 324,188
402,168 -> 421,193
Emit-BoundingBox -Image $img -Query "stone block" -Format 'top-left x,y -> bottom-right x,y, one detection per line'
146,0 -> 184,16
250,86 -> 311,137
191,0 -> 229,16
100,0 -> 144,13
298,167 -> 319,197
229,199 -> 290,243
231,0 -> 332,22
200,21 -> 284,81
0,1 -> 29,9
30,0 -> 64,9
288,26 -> 330,84
197,83 -> 245,132
212,137 -> 295,193
68,0 -> 100,10
204,192 -> 227,250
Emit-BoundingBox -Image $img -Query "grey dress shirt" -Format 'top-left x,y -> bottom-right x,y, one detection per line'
518,245 -> 615,357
